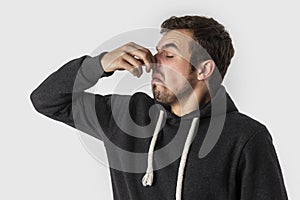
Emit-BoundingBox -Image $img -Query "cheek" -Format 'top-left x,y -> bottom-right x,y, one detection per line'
164,64 -> 190,82
164,71 -> 187,92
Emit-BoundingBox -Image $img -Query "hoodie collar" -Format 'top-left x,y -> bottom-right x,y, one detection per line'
155,85 -> 238,121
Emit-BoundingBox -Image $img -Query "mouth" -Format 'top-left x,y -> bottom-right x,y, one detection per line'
151,73 -> 164,84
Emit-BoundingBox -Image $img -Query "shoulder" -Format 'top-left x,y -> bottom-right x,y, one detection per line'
223,111 -> 273,145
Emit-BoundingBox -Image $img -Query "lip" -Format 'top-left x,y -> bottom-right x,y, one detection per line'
151,73 -> 163,84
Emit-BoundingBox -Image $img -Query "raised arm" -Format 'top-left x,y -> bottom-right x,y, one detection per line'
30,42 -> 155,141
30,53 -> 115,140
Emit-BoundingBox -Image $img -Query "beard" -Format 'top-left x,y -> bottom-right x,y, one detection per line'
152,81 -> 195,105
151,67 -> 198,105
152,84 -> 177,104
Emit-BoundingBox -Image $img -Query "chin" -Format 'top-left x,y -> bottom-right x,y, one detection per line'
152,84 -> 176,104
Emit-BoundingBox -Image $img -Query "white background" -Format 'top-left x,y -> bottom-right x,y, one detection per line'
1,0 -> 299,199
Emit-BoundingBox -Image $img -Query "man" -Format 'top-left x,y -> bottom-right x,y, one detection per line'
30,15 -> 288,199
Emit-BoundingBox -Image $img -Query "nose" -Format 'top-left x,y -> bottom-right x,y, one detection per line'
153,52 -> 163,64
153,53 -> 159,62
152,53 -> 163,71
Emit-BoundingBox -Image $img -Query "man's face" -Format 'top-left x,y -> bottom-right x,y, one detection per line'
151,29 -> 198,104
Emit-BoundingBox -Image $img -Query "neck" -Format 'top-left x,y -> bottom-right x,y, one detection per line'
170,88 -> 211,117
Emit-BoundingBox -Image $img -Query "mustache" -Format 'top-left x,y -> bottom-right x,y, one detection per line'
152,64 -> 165,79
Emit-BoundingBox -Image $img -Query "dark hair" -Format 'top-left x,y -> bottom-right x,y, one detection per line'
161,15 -> 235,80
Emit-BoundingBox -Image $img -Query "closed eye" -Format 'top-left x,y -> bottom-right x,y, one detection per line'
165,51 -> 174,58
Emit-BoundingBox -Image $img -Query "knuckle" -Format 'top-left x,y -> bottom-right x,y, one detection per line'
140,51 -> 147,58
121,46 -> 127,52
145,48 -> 151,54
128,41 -> 135,46
116,58 -> 123,66
124,45 -> 130,51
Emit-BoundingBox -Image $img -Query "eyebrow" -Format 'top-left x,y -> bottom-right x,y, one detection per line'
156,43 -> 180,52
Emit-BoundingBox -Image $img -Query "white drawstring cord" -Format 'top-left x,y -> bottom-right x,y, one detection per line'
142,110 -> 199,200
142,110 -> 164,186
175,117 -> 199,200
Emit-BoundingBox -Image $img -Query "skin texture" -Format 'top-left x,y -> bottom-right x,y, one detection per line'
152,29 -> 199,110
101,29 -> 215,116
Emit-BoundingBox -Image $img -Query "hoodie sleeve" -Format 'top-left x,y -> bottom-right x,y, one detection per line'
237,128 -> 288,200
30,52 -> 114,141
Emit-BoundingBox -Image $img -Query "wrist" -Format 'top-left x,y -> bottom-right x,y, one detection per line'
98,52 -> 114,77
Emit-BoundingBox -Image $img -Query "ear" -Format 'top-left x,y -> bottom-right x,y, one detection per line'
197,60 -> 215,81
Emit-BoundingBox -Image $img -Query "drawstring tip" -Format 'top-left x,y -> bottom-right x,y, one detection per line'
142,172 -> 154,187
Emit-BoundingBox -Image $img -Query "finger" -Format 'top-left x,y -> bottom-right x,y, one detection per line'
146,55 -> 154,73
120,59 -> 142,77
126,42 -> 155,63
126,49 -> 152,74
136,65 -> 143,78
129,43 -> 156,66
130,62 -> 143,78
123,53 -> 143,77
132,65 -> 143,78
123,53 -> 143,69
145,54 -> 155,73
128,42 -> 150,54
131,45 -> 156,70
126,43 -> 154,73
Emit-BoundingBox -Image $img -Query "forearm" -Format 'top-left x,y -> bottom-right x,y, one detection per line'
31,53 -> 107,113
30,41 -> 154,139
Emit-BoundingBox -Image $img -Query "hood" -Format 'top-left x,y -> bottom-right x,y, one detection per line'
154,84 -> 238,121
142,84 -> 238,200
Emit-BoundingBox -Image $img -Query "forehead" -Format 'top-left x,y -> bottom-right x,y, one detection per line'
157,29 -> 194,51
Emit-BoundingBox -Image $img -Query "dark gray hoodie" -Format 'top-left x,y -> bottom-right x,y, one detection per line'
30,53 -> 288,200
